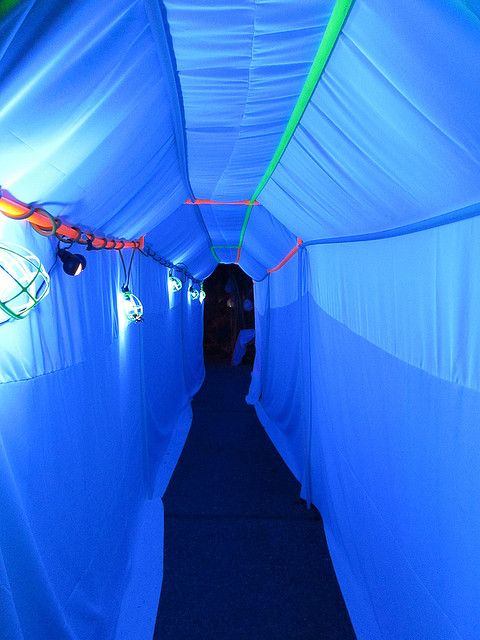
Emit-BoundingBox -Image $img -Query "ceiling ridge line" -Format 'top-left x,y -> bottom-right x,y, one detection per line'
234,0 -> 355,265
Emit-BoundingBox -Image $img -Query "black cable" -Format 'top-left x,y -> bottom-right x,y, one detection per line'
125,248 -> 136,289
48,252 -> 58,276
119,249 -> 128,287
138,245 -> 203,285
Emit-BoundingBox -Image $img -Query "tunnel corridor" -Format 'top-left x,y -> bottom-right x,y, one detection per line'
1,1 -> 479,639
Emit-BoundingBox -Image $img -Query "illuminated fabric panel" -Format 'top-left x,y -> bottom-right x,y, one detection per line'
260,0 -> 480,240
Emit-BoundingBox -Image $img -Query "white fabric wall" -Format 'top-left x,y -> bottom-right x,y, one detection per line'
250,216 -> 480,640
0,218 -> 204,639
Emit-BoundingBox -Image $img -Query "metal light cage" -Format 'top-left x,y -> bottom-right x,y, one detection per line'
0,241 -> 50,322
189,284 -> 200,300
168,270 -> 183,292
122,289 -> 143,323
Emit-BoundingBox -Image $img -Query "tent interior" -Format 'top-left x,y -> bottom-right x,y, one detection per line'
0,0 -> 479,638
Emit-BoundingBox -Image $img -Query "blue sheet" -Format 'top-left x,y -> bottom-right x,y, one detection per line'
251,215 -> 480,639
260,0 -> 480,240
0,214 -> 204,639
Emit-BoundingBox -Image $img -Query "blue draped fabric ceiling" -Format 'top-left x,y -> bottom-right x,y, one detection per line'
0,0 -> 479,638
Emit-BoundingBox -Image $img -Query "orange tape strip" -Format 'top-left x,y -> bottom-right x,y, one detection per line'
267,238 -> 303,273
0,191 -> 144,250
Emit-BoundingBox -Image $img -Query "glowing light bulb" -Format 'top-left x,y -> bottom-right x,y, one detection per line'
0,241 -> 49,323
189,285 -> 200,301
121,287 -> 143,323
169,271 -> 183,292
199,286 -> 206,304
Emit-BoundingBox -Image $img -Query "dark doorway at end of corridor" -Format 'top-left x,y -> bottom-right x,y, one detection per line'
203,264 -> 255,365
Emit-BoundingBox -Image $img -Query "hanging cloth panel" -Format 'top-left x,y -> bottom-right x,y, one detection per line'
162,0 -> 335,261
147,204 -> 217,280
0,0 -> 191,242
260,0 -> 480,241
0,218 -> 205,639
250,214 -> 480,640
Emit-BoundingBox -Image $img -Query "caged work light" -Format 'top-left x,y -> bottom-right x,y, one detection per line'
189,281 -> 206,303
118,249 -> 143,323
121,286 -> 143,323
168,269 -> 183,292
189,283 -> 200,301
0,241 -> 50,323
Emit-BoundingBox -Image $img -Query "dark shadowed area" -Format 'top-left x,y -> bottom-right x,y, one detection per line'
203,265 -> 255,364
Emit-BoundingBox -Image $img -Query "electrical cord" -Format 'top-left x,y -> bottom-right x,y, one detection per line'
119,247 -> 138,292
139,246 -> 202,285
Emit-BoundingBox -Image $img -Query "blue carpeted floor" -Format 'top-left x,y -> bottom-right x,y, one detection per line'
154,364 -> 355,639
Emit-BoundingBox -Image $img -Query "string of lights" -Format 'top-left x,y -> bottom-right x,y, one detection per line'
139,245 -> 202,285
0,188 -> 203,280
1,187 -> 204,283
0,188 -> 206,323
140,246 -> 205,301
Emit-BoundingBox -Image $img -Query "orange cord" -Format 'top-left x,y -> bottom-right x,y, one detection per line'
267,238 -> 303,273
0,190 -> 144,250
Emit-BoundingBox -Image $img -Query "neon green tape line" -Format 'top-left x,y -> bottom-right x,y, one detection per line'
210,245 -> 239,262
236,0 -> 355,260
0,0 -> 24,18
210,246 -> 222,262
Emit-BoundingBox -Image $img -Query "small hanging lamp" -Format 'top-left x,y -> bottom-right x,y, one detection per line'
121,286 -> 143,323
189,283 -> 200,300
57,246 -> 87,276
169,269 -> 183,292
119,248 -> 143,323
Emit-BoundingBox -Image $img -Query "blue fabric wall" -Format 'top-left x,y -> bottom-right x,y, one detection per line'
250,215 -> 480,640
260,0 -> 480,242
0,218 -> 204,639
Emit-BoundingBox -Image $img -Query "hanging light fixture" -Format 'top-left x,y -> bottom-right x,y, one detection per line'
121,285 -> 143,323
189,283 -> 200,301
168,269 -> 183,292
118,249 -> 143,323
0,241 -> 50,323
57,246 -> 86,276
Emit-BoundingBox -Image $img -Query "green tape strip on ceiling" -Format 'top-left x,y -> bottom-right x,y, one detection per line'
0,0 -> 24,18
210,245 -> 239,262
236,0 -> 355,261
